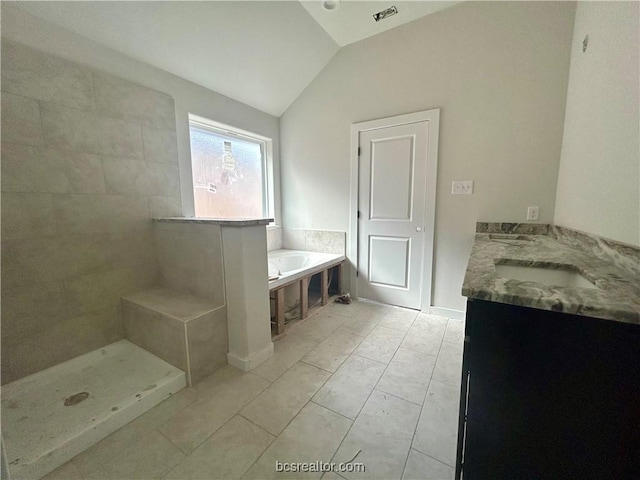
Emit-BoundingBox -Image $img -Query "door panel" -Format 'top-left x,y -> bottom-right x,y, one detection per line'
369,236 -> 410,288
357,121 -> 430,309
369,136 -> 414,220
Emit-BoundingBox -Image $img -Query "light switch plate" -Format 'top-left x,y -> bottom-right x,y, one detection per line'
452,180 -> 473,195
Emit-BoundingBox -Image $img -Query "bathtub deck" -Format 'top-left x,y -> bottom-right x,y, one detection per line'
269,257 -> 345,335
267,250 -> 345,290
1,339 -> 186,480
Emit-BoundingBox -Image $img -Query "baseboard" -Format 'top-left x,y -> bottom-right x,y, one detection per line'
227,342 -> 274,372
427,306 -> 466,321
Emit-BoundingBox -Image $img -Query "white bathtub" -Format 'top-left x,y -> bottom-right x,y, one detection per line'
268,249 -> 345,289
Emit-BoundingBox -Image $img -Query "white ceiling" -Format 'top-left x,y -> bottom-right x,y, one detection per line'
11,1 -> 339,117
300,1 -> 460,47
10,1 -> 459,116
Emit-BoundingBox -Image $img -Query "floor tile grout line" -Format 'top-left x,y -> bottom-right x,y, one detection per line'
361,310 -> 417,394
409,443 -> 457,470
310,352 -> 388,422
157,369 -> 272,458
352,318 -> 409,364
327,309 -> 418,473
251,338 -> 321,383
254,310 -> 359,383
158,388 -> 264,457
309,399 -> 358,423
301,333 -> 365,372
71,391 -> 197,478
160,384 -> 278,478
234,412 -> 279,440
299,359 -> 340,375
301,324 -> 370,372
373,387 -> 426,408
389,313 -> 451,479
79,304 -> 442,480
284,301 -> 354,335
156,423 -> 194,457
158,429 -> 195,479
237,364 -> 337,477
368,312 -> 424,480
229,413 -> 280,478
300,345 -> 363,374
291,319 -> 348,345
248,358 -> 336,432
348,352 -> 387,367
407,316 -> 452,472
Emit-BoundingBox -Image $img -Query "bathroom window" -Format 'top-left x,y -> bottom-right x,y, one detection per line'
189,115 -> 274,220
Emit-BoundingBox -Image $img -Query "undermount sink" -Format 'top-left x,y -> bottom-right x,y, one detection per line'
489,234 -> 535,241
495,264 -> 598,289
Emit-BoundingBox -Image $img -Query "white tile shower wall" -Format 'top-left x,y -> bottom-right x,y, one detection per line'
282,228 -> 345,255
0,40 -> 182,384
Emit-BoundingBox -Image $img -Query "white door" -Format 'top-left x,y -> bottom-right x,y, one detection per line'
356,118 -> 434,309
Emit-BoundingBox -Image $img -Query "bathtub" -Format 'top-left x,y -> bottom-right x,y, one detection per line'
268,249 -> 345,290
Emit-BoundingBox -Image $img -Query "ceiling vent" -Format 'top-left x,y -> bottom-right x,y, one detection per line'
373,6 -> 398,22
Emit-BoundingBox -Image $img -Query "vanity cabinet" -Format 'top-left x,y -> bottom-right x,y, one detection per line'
455,299 -> 640,480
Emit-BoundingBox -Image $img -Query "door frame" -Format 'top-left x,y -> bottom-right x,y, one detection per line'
348,109 -> 440,311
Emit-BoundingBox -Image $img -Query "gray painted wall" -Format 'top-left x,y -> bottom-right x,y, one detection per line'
555,1 -> 640,246
280,1 -> 576,311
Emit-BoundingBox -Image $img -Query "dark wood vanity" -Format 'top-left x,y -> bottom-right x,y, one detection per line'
457,223 -> 640,479
455,299 -> 639,479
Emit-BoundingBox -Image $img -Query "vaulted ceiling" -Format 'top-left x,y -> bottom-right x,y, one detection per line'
9,1 -> 459,116
300,1 -> 459,47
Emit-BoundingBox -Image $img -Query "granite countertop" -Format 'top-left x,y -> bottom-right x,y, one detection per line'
462,224 -> 640,325
153,217 -> 273,226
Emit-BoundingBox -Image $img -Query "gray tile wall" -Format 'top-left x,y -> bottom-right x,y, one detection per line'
266,227 -> 282,252
281,228 -> 345,255
0,41 -> 183,383
153,223 -> 225,305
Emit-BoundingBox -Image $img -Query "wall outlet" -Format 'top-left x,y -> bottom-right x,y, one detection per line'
452,180 -> 473,195
527,206 -> 540,221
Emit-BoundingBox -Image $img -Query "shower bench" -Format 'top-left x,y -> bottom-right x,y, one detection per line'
269,259 -> 344,336
121,287 -> 228,385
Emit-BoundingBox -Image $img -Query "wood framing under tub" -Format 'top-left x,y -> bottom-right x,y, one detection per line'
269,260 -> 344,335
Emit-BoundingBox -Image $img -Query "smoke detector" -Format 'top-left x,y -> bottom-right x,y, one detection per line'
323,0 -> 340,11
373,6 -> 398,22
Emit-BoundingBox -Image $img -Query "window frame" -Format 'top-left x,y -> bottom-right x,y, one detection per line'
188,114 -> 275,223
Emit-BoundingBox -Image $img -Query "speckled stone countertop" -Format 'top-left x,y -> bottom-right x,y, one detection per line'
153,217 -> 273,226
463,223 -> 640,325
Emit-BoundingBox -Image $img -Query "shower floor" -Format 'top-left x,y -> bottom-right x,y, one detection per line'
1,339 -> 186,480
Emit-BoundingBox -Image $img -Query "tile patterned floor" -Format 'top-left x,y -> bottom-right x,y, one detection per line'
44,300 -> 463,480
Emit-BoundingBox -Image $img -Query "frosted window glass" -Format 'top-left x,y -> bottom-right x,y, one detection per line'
190,126 -> 264,218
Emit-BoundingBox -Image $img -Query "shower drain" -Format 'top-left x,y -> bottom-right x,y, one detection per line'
64,392 -> 89,406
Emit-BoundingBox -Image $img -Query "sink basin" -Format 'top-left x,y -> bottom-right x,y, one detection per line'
495,264 -> 597,289
489,234 -> 535,241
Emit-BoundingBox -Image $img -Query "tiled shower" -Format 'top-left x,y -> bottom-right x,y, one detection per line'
1,40 -> 183,382
0,40 -> 228,478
